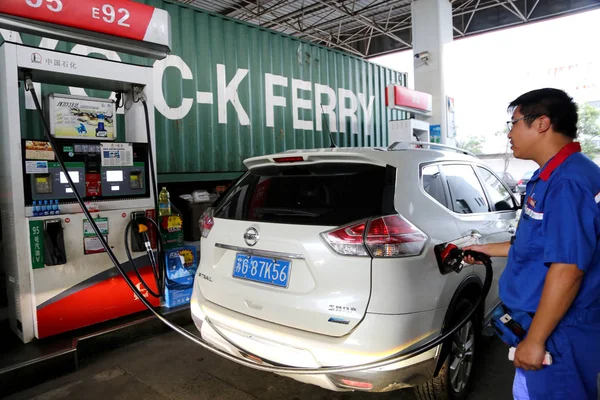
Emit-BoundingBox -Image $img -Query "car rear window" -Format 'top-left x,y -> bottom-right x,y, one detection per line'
214,162 -> 396,226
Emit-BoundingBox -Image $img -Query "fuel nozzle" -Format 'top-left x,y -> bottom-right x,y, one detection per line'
137,222 -> 153,251
463,249 -> 491,265
435,243 -> 491,274
129,216 -> 156,263
439,244 -> 464,274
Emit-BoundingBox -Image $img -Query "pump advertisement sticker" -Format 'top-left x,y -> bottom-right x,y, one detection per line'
25,160 -> 48,174
101,143 -> 133,167
83,217 -> 109,237
49,94 -> 116,141
25,141 -> 55,161
84,235 -> 109,255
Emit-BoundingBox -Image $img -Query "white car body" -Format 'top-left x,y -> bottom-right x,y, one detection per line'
191,144 -> 519,394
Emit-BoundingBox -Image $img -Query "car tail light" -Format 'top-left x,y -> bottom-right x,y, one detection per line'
200,209 -> 214,238
321,221 -> 368,256
366,215 -> 427,257
517,179 -> 523,185
322,215 -> 427,258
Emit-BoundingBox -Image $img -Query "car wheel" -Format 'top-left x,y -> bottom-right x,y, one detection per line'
414,298 -> 479,400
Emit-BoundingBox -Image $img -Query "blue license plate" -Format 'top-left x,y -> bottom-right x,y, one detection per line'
233,253 -> 291,288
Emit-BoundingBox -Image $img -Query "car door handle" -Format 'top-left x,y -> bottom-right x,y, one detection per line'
507,226 -> 516,234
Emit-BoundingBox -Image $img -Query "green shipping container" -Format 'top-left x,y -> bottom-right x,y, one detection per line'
6,0 -> 408,183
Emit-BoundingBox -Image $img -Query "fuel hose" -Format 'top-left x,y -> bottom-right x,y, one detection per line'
25,77 -> 493,375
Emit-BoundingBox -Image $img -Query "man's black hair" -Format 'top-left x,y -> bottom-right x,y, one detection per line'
508,88 -> 578,138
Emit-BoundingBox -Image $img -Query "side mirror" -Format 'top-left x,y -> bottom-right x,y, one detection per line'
494,200 -> 513,211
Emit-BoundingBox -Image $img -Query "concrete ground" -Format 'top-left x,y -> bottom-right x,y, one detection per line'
6,324 -> 514,400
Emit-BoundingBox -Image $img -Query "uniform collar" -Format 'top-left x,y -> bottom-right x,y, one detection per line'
538,142 -> 581,181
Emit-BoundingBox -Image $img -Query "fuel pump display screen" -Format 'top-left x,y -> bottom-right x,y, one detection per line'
106,170 -> 123,182
101,163 -> 145,197
29,163 -> 85,201
59,171 -> 80,184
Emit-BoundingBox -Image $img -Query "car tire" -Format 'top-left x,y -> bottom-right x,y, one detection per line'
414,298 -> 479,400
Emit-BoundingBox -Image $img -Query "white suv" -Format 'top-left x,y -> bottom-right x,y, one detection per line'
191,142 -> 519,399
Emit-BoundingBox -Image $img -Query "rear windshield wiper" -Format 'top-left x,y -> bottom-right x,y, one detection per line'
253,207 -> 320,217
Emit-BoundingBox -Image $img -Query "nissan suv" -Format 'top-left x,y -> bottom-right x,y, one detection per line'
191,142 -> 519,399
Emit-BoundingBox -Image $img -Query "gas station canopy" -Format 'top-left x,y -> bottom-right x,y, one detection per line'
173,0 -> 600,58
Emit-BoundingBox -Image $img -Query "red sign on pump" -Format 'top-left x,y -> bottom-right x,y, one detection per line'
0,0 -> 170,50
385,84 -> 433,116
85,173 -> 102,197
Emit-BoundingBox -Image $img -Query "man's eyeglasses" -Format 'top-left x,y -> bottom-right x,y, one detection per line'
506,115 -> 539,131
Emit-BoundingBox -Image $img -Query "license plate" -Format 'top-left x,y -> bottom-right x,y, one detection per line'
233,253 -> 291,288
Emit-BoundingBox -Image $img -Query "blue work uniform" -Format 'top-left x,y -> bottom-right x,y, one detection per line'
499,142 -> 600,400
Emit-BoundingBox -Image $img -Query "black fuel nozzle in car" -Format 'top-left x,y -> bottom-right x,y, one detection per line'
435,243 -> 491,275
438,244 -> 464,274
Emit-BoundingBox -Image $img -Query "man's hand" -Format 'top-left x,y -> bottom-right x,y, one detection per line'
523,262 -> 583,363
514,337 -> 547,370
462,242 -> 511,264
463,245 -> 488,264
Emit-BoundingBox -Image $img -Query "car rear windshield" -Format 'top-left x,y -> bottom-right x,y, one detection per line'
214,162 -> 396,226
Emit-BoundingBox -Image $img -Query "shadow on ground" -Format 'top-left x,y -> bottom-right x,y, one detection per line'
6,325 -> 514,400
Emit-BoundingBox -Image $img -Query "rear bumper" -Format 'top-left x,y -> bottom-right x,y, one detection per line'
190,283 -> 446,392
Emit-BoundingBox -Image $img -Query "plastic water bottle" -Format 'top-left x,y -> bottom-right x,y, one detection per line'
159,187 -> 171,217
32,201 -> 38,216
43,200 -> 49,216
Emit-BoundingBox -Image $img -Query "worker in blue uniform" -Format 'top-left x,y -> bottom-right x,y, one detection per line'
465,88 -> 600,399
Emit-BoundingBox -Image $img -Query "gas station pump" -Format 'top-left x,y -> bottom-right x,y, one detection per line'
0,42 -> 162,343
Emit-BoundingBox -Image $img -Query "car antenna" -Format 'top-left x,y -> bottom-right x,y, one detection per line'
321,104 -> 337,148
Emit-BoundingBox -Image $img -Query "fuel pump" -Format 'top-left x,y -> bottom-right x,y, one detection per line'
0,42 -> 163,343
